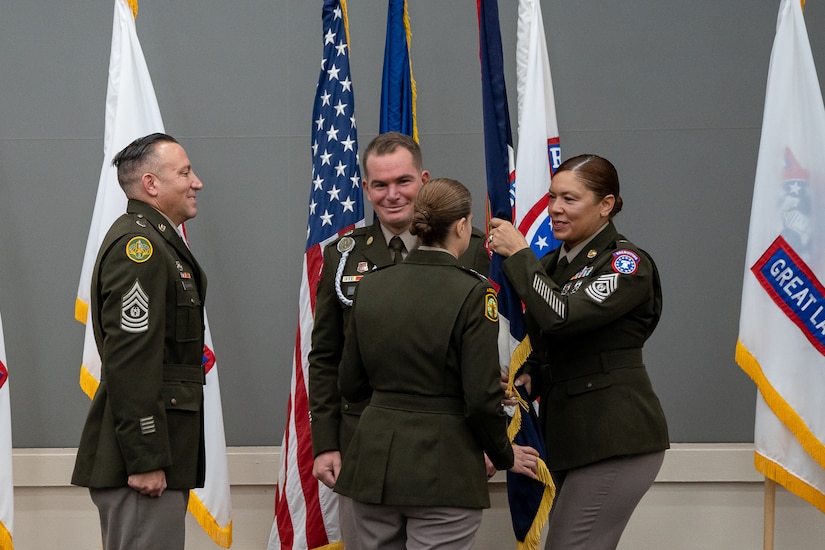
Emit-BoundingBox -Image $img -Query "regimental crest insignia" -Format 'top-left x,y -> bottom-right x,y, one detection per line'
612,249 -> 640,275
337,236 -> 355,253
126,236 -> 153,263
485,290 -> 499,322
585,273 -> 620,303
121,279 -> 149,333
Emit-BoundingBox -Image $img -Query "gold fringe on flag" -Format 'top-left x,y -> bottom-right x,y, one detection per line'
736,340 -> 825,470
340,0 -> 352,52
75,298 -> 89,325
79,366 -> 99,400
755,453 -> 825,514
402,0 -> 418,143
187,491 -> 233,548
0,522 -> 12,550
126,0 -> 138,19
506,334 -> 557,550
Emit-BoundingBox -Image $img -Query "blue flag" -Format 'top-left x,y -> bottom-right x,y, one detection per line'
478,1 -> 555,548
380,0 -> 417,140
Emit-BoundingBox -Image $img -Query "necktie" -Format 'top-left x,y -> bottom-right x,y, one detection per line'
390,236 -> 405,264
553,256 -> 569,284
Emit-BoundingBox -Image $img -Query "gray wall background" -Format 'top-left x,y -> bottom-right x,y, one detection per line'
2,0 -> 822,448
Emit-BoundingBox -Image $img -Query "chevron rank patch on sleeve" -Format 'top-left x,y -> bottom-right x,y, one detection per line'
585,273 -> 620,303
121,279 -> 149,333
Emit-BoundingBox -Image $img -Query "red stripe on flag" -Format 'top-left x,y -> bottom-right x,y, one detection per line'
517,194 -> 549,235
274,389 -> 296,549
292,328 -> 328,547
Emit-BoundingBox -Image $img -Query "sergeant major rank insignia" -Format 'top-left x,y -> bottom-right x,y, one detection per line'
121,279 -> 149,333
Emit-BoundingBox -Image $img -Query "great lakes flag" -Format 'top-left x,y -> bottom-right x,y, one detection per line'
75,1 -> 232,545
379,0 -> 417,140
478,1 -> 554,548
0,311 -> 14,550
267,1 -> 363,548
736,0 -> 825,513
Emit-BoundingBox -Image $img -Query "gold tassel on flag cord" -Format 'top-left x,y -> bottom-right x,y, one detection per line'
401,0 -> 418,143
506,334 -> 557,550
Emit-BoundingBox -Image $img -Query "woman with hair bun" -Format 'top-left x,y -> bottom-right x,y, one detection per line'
333,178 -> 539,549
489,155 -> 669,549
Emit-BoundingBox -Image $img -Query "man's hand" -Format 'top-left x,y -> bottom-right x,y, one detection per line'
313,450 -> 342,489
128,469 -> 167,498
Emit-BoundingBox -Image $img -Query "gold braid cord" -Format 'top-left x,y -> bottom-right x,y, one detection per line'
506,334 -> 557,550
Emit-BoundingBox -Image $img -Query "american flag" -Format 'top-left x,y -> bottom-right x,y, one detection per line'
268,1 -> 363,548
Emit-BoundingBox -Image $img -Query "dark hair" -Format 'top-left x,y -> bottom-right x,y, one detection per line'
362,132 -> 423,179
555,154 -> 623,218
111,133 -> 179,191
410,178 -> 472,246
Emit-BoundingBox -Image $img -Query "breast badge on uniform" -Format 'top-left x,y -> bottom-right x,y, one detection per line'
337,236 -> 355,253
612,249 -> 640,275
485,290 -> 499,322
121,279 -> 149,333
125,236 -> 153,263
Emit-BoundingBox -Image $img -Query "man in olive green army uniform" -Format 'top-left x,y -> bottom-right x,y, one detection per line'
309,132 -> 489,548
72,133 -> 207,550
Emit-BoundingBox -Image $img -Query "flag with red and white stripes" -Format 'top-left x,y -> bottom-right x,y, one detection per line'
268,1 -> 363,548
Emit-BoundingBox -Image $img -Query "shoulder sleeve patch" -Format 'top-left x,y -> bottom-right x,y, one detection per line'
484,289 -> 499,322
126,236 -> 153,263
611,249 -> 641,275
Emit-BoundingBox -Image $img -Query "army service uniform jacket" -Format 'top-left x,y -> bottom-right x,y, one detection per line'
502,222 -> 669,472
333,248 -> 512,508
308,219 -> 489,458
72,199 -> 207,490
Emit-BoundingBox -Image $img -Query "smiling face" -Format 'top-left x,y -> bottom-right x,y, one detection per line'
363,147 -> 429,234
147,142 -> 203,226
547,171 -> 615,249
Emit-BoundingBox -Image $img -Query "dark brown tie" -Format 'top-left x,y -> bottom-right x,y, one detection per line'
390,236 -> 405,264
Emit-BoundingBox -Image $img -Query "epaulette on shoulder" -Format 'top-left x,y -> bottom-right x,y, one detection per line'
332,226 -> 370,244
370,263 -> 396,273
457,265 -> 489,283
613,236 -> 641,251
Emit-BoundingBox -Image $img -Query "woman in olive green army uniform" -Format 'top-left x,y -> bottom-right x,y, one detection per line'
334,178 -> 539,549
490,154 -> 669,550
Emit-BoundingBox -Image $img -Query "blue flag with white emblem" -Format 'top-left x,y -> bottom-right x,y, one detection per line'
478,1 -> 555,548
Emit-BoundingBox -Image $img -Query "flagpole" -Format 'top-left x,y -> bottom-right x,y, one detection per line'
763,477 -> 776,550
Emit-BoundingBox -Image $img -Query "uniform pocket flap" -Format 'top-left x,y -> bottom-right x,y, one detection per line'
162,383 -> 203,412
566,373 -> 613,396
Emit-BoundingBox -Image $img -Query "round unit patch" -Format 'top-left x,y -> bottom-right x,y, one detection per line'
126,236 -> 153,263
485,290 -> 499,322
611,249 -> 640,275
